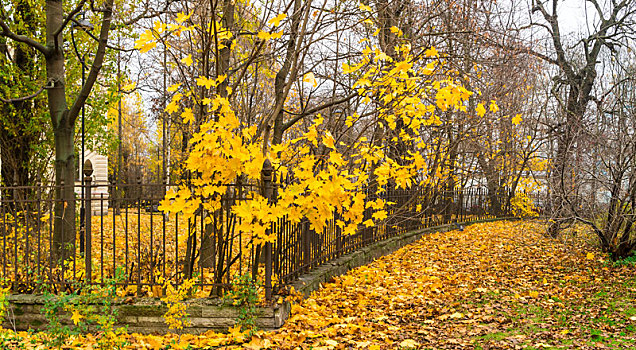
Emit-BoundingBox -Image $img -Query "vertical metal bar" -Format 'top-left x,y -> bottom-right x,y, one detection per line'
25,187 -> 30,283
175,212 -> 179,282
100,193 -> 104,283
84,171 -> 92,283
265,239 -> 272,301
112,188 -> 116,279
37,183 -> 42,280
303,220 -> 310,273
48,194 -> 53,285
125,196 -> 129,286
13,185 -> 18,291
2,196 -> 6,279
162,195 -> 166,284
137,178 -> 142,295
150,190 -> 154,286
199,203 -> 203,286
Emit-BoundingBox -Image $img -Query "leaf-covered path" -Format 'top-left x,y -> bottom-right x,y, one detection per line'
2,221 -> 636,349
252,220 -> 636,349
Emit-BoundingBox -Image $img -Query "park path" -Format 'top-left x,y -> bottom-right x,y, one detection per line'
243,220 -> 635,349
2,220 -> 635,349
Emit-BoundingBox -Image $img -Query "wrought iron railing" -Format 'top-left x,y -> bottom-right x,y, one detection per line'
0,162 -> 520,300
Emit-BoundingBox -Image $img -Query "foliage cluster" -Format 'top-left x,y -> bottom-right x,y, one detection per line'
225,273 -> 260,334
161,278 -> 196,331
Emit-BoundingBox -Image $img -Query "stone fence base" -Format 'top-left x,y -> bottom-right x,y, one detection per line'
2,218 -> 513,334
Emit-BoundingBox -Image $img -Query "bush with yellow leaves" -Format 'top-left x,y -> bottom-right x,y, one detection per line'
161,278 -> 196,332
510,191 -> 539,218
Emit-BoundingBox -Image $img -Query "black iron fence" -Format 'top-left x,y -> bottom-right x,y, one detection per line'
0,163 -> 520,299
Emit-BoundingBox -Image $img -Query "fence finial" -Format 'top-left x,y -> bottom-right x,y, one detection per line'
261,159 -> 274,201
83,159 -> 93,177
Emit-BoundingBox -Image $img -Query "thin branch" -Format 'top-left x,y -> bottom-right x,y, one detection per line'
282,92 -> 358,131
0,85 -> 46,103
0,17 -> 49,56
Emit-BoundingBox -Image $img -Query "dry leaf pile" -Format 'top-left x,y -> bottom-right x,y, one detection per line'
1,220 -> 635,349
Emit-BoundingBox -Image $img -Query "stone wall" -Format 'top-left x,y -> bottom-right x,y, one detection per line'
3,295 -> 290,335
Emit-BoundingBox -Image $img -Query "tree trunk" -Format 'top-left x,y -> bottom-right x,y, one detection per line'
47,0 -> 76,263
52,120 -> 76,262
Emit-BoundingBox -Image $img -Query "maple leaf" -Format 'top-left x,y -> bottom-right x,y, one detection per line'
181,54 -> 193,66
512,114 -> 522,125
182,108 -> 195,124
196,76 -> 215,89
71,309 -> 84,325
425,46 -> 439,57
476,103 -> 486,117
489,100 -> 499,113
359,3 -> 373,11
399,339 -> 419,348
268,13 -> 287,26
176,12 -> 193,24
167,83 -> 181,92
303,72 -> 318,87
134,30 -> 157,53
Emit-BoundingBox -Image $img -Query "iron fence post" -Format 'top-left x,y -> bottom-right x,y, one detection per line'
84,160 -> 93,283
137,175 -> 142,296
261,159 -> 274,302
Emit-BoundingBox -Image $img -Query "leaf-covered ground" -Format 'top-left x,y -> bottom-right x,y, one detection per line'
2,220 -> 636,349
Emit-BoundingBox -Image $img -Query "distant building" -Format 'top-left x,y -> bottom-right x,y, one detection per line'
77,151 -> 109,215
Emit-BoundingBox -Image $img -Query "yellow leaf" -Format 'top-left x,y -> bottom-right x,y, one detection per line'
303,72 -> 318,87
512,114 -> 522,125
489,100 -> 499,113
71,310 -> 84,325
122,81 -> 136,92
196,76 -> 215,89
165,100 -> 179,114
167,83 -> 181,92
322,131 -> 335,149
134,30 -> 157,53
182,108 -> 195,124
425,46 -> 439,57
395,61 -> 412,73
257,31 -> 272,41
586,252 -> 595,260
529,290 -> 539,298
181,54 -> 193,66
390,26 -> 403,36
359,3 -> 373,11
476,103 -> 486,117
449,312 -> 463,319
324,339 -> 338,346
399,339 -> 419,348
176,12 -> 192,24
268,13 -> 287,26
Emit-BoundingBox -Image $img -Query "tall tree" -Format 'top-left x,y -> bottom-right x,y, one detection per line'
528,0 -> 636,236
